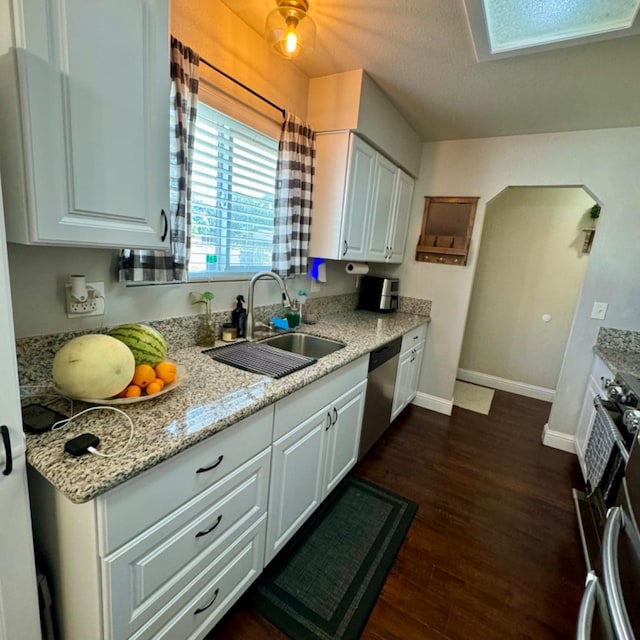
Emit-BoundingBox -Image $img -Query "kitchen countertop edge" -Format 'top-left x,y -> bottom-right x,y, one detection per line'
594,345 -> 640,379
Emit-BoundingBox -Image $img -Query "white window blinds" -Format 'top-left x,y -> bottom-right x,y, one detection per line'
189,103 -> 278,279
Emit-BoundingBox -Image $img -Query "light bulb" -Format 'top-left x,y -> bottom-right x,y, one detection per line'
285,28 -> 298,53
265,1 -> 315,60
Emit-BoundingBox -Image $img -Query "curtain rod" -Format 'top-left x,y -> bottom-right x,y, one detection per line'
200,56 -> 286,119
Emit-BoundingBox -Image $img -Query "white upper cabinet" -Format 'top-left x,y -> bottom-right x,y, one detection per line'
0,0 -> 170,249
387,170 -> 414,263
309,131 -> 415,263
341,135 -> 376,261
307,69 -> 419,265
366,154 -> 398,262
366,157 -> 414,263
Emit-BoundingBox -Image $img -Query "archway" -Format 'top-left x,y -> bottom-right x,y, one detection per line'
457,186 -> 597,402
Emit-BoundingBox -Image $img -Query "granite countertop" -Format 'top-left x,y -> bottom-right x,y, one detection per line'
593,327 -> 640,378
25,310 -> 429,504
593,346 -> 640,378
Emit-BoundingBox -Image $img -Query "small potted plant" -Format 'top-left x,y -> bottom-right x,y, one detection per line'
191,291 -> 216,347
583,204 -> 601,254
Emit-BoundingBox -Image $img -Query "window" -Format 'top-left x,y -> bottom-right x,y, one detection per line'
189,104 -> 278,279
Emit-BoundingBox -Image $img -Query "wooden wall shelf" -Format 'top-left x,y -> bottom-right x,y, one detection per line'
416,196 -> 479,265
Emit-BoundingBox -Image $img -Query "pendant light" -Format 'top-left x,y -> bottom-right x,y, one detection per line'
265,0 -> 316,60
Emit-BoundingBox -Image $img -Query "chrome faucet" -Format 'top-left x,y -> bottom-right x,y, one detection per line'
246,271 -> 292,340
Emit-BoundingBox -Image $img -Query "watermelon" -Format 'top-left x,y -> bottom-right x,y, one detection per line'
52,334 -> 136,399
107,323 -> 167,367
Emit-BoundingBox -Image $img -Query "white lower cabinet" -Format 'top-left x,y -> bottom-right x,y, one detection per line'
28,357 -> 370,640
103,449 -> 271,639
391,323 -> 428,422
28,407 -> 273,640
129,518 -> 267,640
266,356 -> 368,563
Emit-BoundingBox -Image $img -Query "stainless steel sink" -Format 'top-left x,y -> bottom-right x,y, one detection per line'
260,333 -> 345,359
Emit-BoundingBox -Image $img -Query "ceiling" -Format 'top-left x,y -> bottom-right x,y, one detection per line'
219,0 -> 640,142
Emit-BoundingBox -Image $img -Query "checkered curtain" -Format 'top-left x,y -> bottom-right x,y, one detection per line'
272,113 -> 316,278
118,36 -> 200,282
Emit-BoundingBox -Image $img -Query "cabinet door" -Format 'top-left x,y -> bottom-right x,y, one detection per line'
365,154 -> 398,262
406,342 -> 425,405
391,349 -> 413,422
8,0 -> 169,249
266,408 -> 329,562
387,170 -> 415,263
323,380 -> 367,496
340,136 -> 375,261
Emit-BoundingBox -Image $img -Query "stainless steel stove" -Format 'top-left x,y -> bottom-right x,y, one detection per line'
574,370 -> 640,638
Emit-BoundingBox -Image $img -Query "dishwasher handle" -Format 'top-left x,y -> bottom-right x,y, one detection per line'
368,337 -> 402,372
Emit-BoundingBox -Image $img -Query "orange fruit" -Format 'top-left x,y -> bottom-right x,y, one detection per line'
152,377 -> 165,390
132,364 -> 155,388
123,384 -> 142,398
154,361 -> 177,384
146,380 -> 164,395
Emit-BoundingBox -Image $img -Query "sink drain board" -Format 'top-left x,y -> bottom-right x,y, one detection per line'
204,342 -> 316,378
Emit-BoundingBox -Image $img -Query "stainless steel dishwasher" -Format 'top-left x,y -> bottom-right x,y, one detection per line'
358,337 -> 402,461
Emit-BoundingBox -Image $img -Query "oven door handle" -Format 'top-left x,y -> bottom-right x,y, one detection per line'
576,571 -> 615,640
602,506 -> 640,640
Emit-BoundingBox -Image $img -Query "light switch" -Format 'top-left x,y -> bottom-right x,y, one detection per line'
591,302 -> 608,320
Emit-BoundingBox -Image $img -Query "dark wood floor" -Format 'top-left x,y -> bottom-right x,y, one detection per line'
210,390 -> 586,639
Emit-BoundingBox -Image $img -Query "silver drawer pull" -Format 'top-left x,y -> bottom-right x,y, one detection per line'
195,515 -> 222,538
196,455 -> 224,473
194,588 -> 219,615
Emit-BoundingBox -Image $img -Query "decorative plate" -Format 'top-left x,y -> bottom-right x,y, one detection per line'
54,364 -> 187,405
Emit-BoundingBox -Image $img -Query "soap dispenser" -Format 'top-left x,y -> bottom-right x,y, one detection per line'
232,295 -> 247,338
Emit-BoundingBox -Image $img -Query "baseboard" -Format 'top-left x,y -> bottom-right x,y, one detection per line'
457,368 -> 555,402
411,391 -> 453,416
542,423 -> 576,454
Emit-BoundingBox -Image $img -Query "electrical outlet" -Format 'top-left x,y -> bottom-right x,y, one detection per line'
591,301 -> 608,320
66,282 -> 105,318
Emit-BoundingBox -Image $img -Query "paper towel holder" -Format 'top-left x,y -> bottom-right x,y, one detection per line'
345,262 -> 369,275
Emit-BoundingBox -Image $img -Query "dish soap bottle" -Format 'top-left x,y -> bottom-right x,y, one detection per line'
232,295 -> 247,338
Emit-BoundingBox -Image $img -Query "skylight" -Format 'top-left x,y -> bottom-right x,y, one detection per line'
464,0 -> 640,60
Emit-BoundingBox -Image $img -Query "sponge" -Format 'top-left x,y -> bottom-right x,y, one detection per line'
271,317 -> 289,330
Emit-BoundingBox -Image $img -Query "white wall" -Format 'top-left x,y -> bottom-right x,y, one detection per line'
389,126 -> 640,440
459,187 -> 594,391
6,244 -> 352,338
